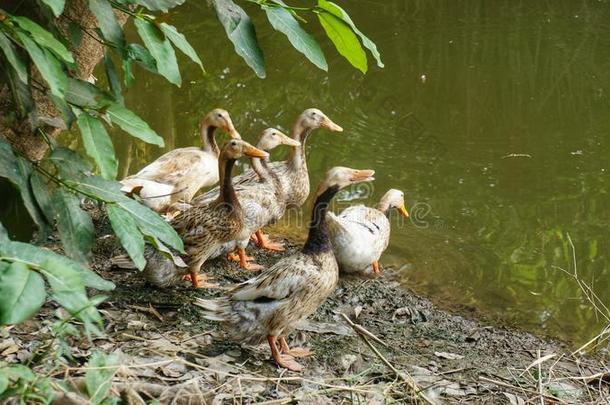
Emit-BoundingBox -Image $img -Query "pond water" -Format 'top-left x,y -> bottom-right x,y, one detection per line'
3,0 -> 610,346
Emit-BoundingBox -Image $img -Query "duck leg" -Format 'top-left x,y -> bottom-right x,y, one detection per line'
183,259 -> 219,288
267,336 -> 303,372
372,261 -> 381,274
279,337 -> 313,358
228,248 -> 264,271
254,230 -> 285,252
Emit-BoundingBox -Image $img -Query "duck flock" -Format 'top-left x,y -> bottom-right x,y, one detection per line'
117,108 -> 409,371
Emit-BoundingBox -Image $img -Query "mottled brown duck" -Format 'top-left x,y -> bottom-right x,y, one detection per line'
142,139 -> 268,288
194,166 -> 375,371
120,109 -> 240,213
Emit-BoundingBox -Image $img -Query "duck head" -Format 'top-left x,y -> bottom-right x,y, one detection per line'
257,128 -> 301,151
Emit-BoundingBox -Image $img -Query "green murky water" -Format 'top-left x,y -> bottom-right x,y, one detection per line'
4,1 -> 610,346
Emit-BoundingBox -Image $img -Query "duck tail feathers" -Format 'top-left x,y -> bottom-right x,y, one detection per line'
193,298 -> 227,321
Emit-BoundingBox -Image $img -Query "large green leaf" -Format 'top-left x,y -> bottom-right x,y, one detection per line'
316,6 -> 367,73
134,18 -> 181,86
86,351 -> 120,404
12,16 -> 73,63
5,58 -> 34,118
159,23 -> 204,73
103,52 -> 123,103
49,147 -> 93,179
40,0 -> 66,17
119,199 -> 184,253
52,189 -> 94,263
126,43 -> 158,74
67,175 -> 127,203
107,204 -> 146,271
0,372 -> 7,395
213,0 -> 265,78
65,78 -> 114,109
0,262 -> 46,325
264,2 -> 327,71
134,0 -> 185,12
88,0 -> 125,49
30,172 -> 54,225
317,0 -> 383,68
40,257 -> 103,335
16,31 -> 67,97
77,113 -> 118,180
0,140 -> 49,238
0,31 -> 28,83
0,240 -> 114,291
106,102 -> 164,146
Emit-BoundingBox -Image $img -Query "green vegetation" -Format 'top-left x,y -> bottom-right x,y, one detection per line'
0,0 -> 381,401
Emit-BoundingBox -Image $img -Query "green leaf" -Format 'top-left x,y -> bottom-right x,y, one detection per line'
134,18 -> 181,86
40,0 -> 66,17
213,0 -> 266,78
0,262 -> 46,325
12,16 -> 74,63
67,175 -> 126,203
0,222 -> 8,244
317,0 -> 383,68
30,171 -> 54,225
103,52 -> 123,103
0,140 -> 49,238
0,31 -> 28,83
134,0 -> 185,12
52,189 -> 94,263
107,205 -> 146,271
86,351 -> 120,404
119,199 -> 184,253
51,94 -> 76,128
0,372 -> 8,395
3,364 -> 35,381
106,102 -> 164,146
316,6 -> 367,73
263,2 -> 327,71
16,31 -> 68,97
159,23 -> 204,73
126,43 -> 157,74
5,57 -> 34,118
40,257 -> 103,335
49,147 -> 93,178
66,78 -> 114,109
77,113 -> 118,180
68,21 -> 84,48
122,58 -> 134,87
0,240 -> 114,291
88,0 -> 125,49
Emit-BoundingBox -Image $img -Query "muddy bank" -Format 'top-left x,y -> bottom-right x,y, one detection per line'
3,221 -> 609,404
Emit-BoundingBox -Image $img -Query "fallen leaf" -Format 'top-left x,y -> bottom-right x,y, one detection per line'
434,351 -> 464,360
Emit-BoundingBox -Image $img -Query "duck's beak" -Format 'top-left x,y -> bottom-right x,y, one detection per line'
224,119 -> 241,139
278,131 -> 301,147
350,169 -> 375,183
244,144 -> 269,159
321,116 -> 343,132
398,204 -> 410,218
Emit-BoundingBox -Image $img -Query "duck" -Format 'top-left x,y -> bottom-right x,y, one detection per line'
120,109 -> 240,213
213,128 -> 301,270
141,139 -> 268,288
191,108 -> 343,212
327,189 -> 409,275
194,166 -> 375,371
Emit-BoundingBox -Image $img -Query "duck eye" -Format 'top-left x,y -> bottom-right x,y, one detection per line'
231,140 -> 237,146
217,113 -> 222,118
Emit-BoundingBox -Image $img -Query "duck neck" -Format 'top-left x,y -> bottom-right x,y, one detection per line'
200,122 -> 220,156
302,185 -> 339,255
288,126 -> 312,171
375,201 -> 391,216
217,157 -> 239,211
251,155 -> 269,182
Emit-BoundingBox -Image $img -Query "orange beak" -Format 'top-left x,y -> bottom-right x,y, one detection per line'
278,132 -> 301,147
244,145 -> 269,159
224,119 -> 241,139
350,169 -> 375,183
398,204 -> 409,218
321,116 -> 343,132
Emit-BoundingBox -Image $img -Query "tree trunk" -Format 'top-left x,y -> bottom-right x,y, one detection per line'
0,0 -> 129,161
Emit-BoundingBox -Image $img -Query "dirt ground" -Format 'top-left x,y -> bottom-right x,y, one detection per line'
3,214 -> 610,404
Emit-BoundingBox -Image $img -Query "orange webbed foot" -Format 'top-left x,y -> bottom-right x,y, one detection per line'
238,248 -> 264,271
372,260 -> 381,274
183,273 -> 219,289
255,230 -> 285,252
268,336 -> 304,372
279,337 -> 313,358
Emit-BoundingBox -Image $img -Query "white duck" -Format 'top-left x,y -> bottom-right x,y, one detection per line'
120,109 -> 240,213
327,189 -> 409,275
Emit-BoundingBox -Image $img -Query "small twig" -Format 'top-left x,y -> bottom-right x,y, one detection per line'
479,376 -> 566,403
341,313 -> 434,404
340,313 -> 388,347
129,304 -> 164,321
